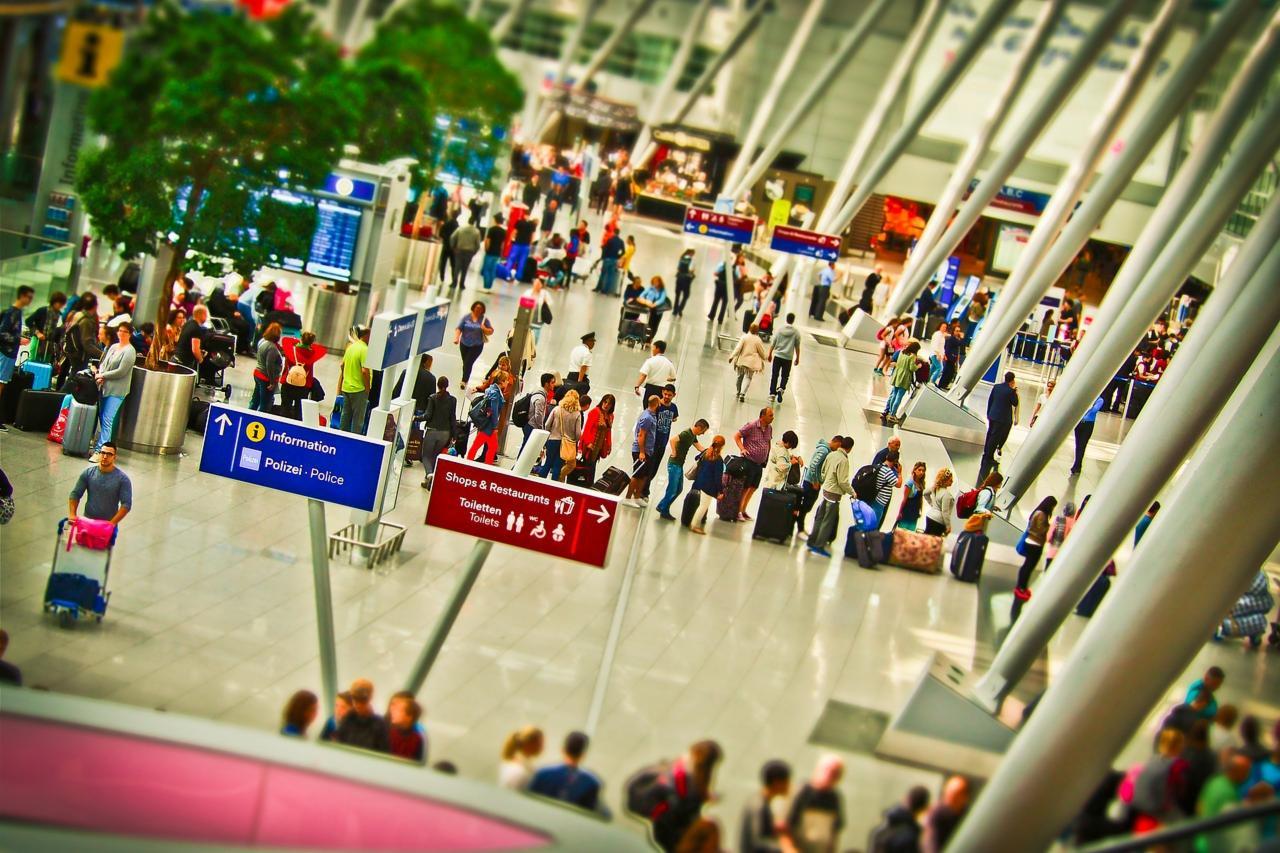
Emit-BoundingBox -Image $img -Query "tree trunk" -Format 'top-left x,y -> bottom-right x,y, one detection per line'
146,180 -> 205,370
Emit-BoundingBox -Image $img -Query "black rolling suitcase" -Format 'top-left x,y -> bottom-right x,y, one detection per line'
188,398 -> 211,434
593,466 -> 630,495
680,488 -> 700,528
845,528 -> 888,568
0,369 -> 34,424
14,389 -> 64,431
751,488 -> 797,543
950,530 -> 988,583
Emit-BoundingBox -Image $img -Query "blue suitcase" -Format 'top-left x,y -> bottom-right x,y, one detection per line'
21,361 -> 53,391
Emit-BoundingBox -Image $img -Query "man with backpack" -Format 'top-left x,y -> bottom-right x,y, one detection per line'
807,436 -> 853,557
528,731 -> 607,815
513,373 -> 556,453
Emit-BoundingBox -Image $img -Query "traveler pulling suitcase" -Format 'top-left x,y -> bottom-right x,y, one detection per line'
593,466 -> 630,496
62,400 -> 98,457
752,488 -> 797,544
887,530 -> 944,574
950,530 -> 988,583
14,389 -> 64,432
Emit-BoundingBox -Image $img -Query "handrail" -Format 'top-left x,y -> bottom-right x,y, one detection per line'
1078,800 -> 1280,852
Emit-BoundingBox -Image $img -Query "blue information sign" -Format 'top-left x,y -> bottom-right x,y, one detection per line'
198,404 -> 389,512
769,225 -> 841,261
683,207 -> 756,244
416,302 -> 450,354
368,310 -> 419,370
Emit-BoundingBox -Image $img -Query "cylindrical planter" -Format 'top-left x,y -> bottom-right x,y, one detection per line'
114,361 -> 197,456
302,283 -> 359,351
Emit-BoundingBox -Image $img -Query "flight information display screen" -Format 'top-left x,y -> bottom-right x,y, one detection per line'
306,199 -> 362,281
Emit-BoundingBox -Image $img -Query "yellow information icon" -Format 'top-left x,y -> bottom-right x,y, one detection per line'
245,421 -> 266,442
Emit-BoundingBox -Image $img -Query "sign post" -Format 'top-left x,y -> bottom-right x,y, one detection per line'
769,224 -> 841,261
300,399 -> 338,716
498,293 -> 536,456
683,206 -> 756,244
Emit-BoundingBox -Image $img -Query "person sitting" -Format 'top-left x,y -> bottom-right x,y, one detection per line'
387,691 -> 427,764
335,678 -> 390,754
528,731 -> 606,814
630,276 -> 671,339
622,273 -> 645,304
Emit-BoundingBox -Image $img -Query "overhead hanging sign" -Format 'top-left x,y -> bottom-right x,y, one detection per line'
683,207 -> 755,244
769,225 -> 841,262
199,404 -> 389,512
425,456 -> 619,569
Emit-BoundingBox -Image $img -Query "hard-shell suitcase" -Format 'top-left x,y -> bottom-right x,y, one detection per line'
0,368 -> 34,423
21,360 -> 53,391
1075,573 -> 1110,617
717,473 -> 745,521
950,530 -> 987,583
680,488 -> 700,528
887,529 -> 944,574
62,399 -> 97,457
752,488 -> 797,543
14,389 -> 64,432
593,466 -> 630,495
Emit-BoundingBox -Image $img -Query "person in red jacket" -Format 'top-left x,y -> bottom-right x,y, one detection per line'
279,331 -> 328,419
578,393 -> 615,484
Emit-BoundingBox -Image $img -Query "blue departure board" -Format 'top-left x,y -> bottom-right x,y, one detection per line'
305,199 -> 362,281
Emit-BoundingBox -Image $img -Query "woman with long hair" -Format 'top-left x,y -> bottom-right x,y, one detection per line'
250,322 -> 284,412
540,389 -> 582,482
467,368 -> 511,465
498,725 -> 544,791
1014,495 -> 1058,602
896,460 -> 927,531
923,467 -> 955,536
280,689 -> 318,737
688,436 -> 727,535
649,739 -> 723,851
578,393 -> 615,483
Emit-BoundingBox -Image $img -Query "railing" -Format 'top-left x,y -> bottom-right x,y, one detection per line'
0,228 -> 75,305
1078,799 -> 1280,852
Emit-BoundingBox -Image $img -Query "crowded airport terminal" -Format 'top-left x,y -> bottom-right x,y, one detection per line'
1,0 -> 1278,849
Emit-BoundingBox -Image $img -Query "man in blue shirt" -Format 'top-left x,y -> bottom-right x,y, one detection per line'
978,372 -> 1019,483
1071,395 -> 1106,475
809,260 -> 837,320
594,232 -> 625,296
528,731 -> 606,814
644,385 -> 679,500
626,394 -> 660,504
1134,501 -> 1160,545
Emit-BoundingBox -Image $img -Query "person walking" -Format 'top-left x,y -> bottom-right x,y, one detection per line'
339,326 -> 371,434
810,260 -> 836,320
655,418 -> 709,521
467,369 -> 510,465
480,214 -> 506,290
978,372 -> 1019,483
68,442 -> 132,524
540,389 -> 583,482
567,331 -> 595,391
250,322 -> 284,413
797,435 -> 839,537
91,322 -> 137,460
923,468 -> 955,536
688,436 -> 727,534
594,230 -> 625,295
455,302 -> 493,388
1071,395 -> 1106,475
419,376 -> 457,487
767,313 -> 801,404
729,323 -> 769,403
673,249 -> 695,317
881,341 -> 920,424
806,436 -> 853,557
508,216 -> 537,283
449,214 -> 482,290
1013,495 -> 1057,604
625,394 -> 661,504
929,321 -> 948,385
578,394 -> 615,484
733,407 -> 773,521
437,212 -> 460,286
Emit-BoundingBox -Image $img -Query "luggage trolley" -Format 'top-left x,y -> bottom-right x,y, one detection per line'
44,517 -> 116,627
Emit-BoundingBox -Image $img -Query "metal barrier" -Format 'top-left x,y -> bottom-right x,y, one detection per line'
328,520 -> 406,568
1006,331 -> 1069,383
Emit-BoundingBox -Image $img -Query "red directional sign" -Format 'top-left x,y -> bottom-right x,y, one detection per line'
425,456 -> 620,568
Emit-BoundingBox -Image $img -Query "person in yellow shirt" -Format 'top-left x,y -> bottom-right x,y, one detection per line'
620,235 -> 636,275
339,326 -> 371,433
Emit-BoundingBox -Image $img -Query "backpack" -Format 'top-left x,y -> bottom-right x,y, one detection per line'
956,488 -> 981,518
914,359 -> 930,384
850,499 -> 878,532
468,392 -> 492,428
511,390 -> 543,429
625,760 -> 686,821
285,364 -> 308,387
852,465 -> 878,503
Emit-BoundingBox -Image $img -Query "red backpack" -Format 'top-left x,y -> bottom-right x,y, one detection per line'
956,488 -> 981,519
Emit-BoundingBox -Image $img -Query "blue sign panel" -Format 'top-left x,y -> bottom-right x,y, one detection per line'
198,405 -> 389,512
368,310 -> 419,370
416,302 -> 450,354
321,173 -> 378,203
683,207 -> 756,244
769,225 -> 841,261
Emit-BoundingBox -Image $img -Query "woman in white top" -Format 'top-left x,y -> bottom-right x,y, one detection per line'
497,725 -> 544,790
762,430 -> 802,490
929,321 -> 949,385
729,322 -> 770,402
542,390 -> 583,482
923,466 -> 955,536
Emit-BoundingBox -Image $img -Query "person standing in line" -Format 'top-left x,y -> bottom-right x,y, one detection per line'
386,691 -> 427,764
928,321 -> 948,385
767,313 -> 801,404
454,302 -> 493,389
249,322 -> 284,413
68,442 -> 132,524
335,679 -> 391,754
1070,395 -> 1106,475
449,214 -> 482,290
872,274 -> 892,319
339,326 -> 371,433
881,342 -> 920,424
895,461 -> 927,531
868,786 -> 931,853
740,760 -> 796,853
1134,501 -> 1161,545
528,731 -> 606,814
467,369 -> 511,465
540,390 -> 583,482
872,436 -> 901,468
922,776 -> 970,853
922,468 -> 955,536
91,322 -> 137,460
858,266 -> 883,314
635,339 -> 677,403
977,372 -> 1019,484
0,284 -> 34,430
688,436 -> 727,534
565,220 -> 590,280
1013,496 -> 1057,604
480,214 -> 506,290
437,212 -> 460,286
644,385 -> 679,500
872,449 -> 903,528
733,407 -> 774,522
810,260 -> 837,320
578,394 -> 614,484
419,376 -> 457,488
762,430 -> 802,491
280,690 -> 319,737
673,249 -> 695,317
522,372 -> 556,456
625,394 -> 661,504
729,323 -> 769,403
806,436 -> 853,557
499,725 -> 544,790
938,325 -> 965,390
708,246 -> 741,324
655,417 -> 708,521
787,755 -> 846,853
797,434 -> 840,538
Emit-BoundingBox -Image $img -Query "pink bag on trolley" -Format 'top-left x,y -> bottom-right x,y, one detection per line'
68,517 -> 115,551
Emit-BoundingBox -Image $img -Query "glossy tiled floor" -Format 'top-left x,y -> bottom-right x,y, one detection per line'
2,214 -> 1276,847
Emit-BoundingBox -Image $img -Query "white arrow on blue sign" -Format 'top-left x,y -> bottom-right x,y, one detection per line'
198,403 -> 390,512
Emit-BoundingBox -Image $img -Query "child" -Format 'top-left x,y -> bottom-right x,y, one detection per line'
387,691 -> 427,764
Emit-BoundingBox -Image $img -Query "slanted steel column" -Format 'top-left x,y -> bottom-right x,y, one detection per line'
995,41 -> 1280,511
973,193 -> 1280,707
492,0 -> 536,44
467,0 -> 484,20
720,0 -> 830,198
727,0 -> 901,202
881,0 -> 1143,321
633,0 -> 769,169
629,0 -> 715,165
882,0 -> 1065,316
949,341 -> 1280,853
550,0 -> 606,89
948,0 -> 1257,400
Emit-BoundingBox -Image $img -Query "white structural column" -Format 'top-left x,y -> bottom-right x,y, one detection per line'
994,36 -> 1280,511
884,0 -> 1065,313
948,0 -> 1258,399
879,0 -> 1143,320
467,0 -> 484,20
628,0 -> 715,164
973,192 -> 1280,707
725,0 -> 898,201
552,0 -> 606,87
719,0 -> 829,197
491,0 -> 535,44
631,1 -> 769,169
949,340 -> 1280,853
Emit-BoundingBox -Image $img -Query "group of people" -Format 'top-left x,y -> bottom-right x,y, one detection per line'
280,680 -> 435,768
